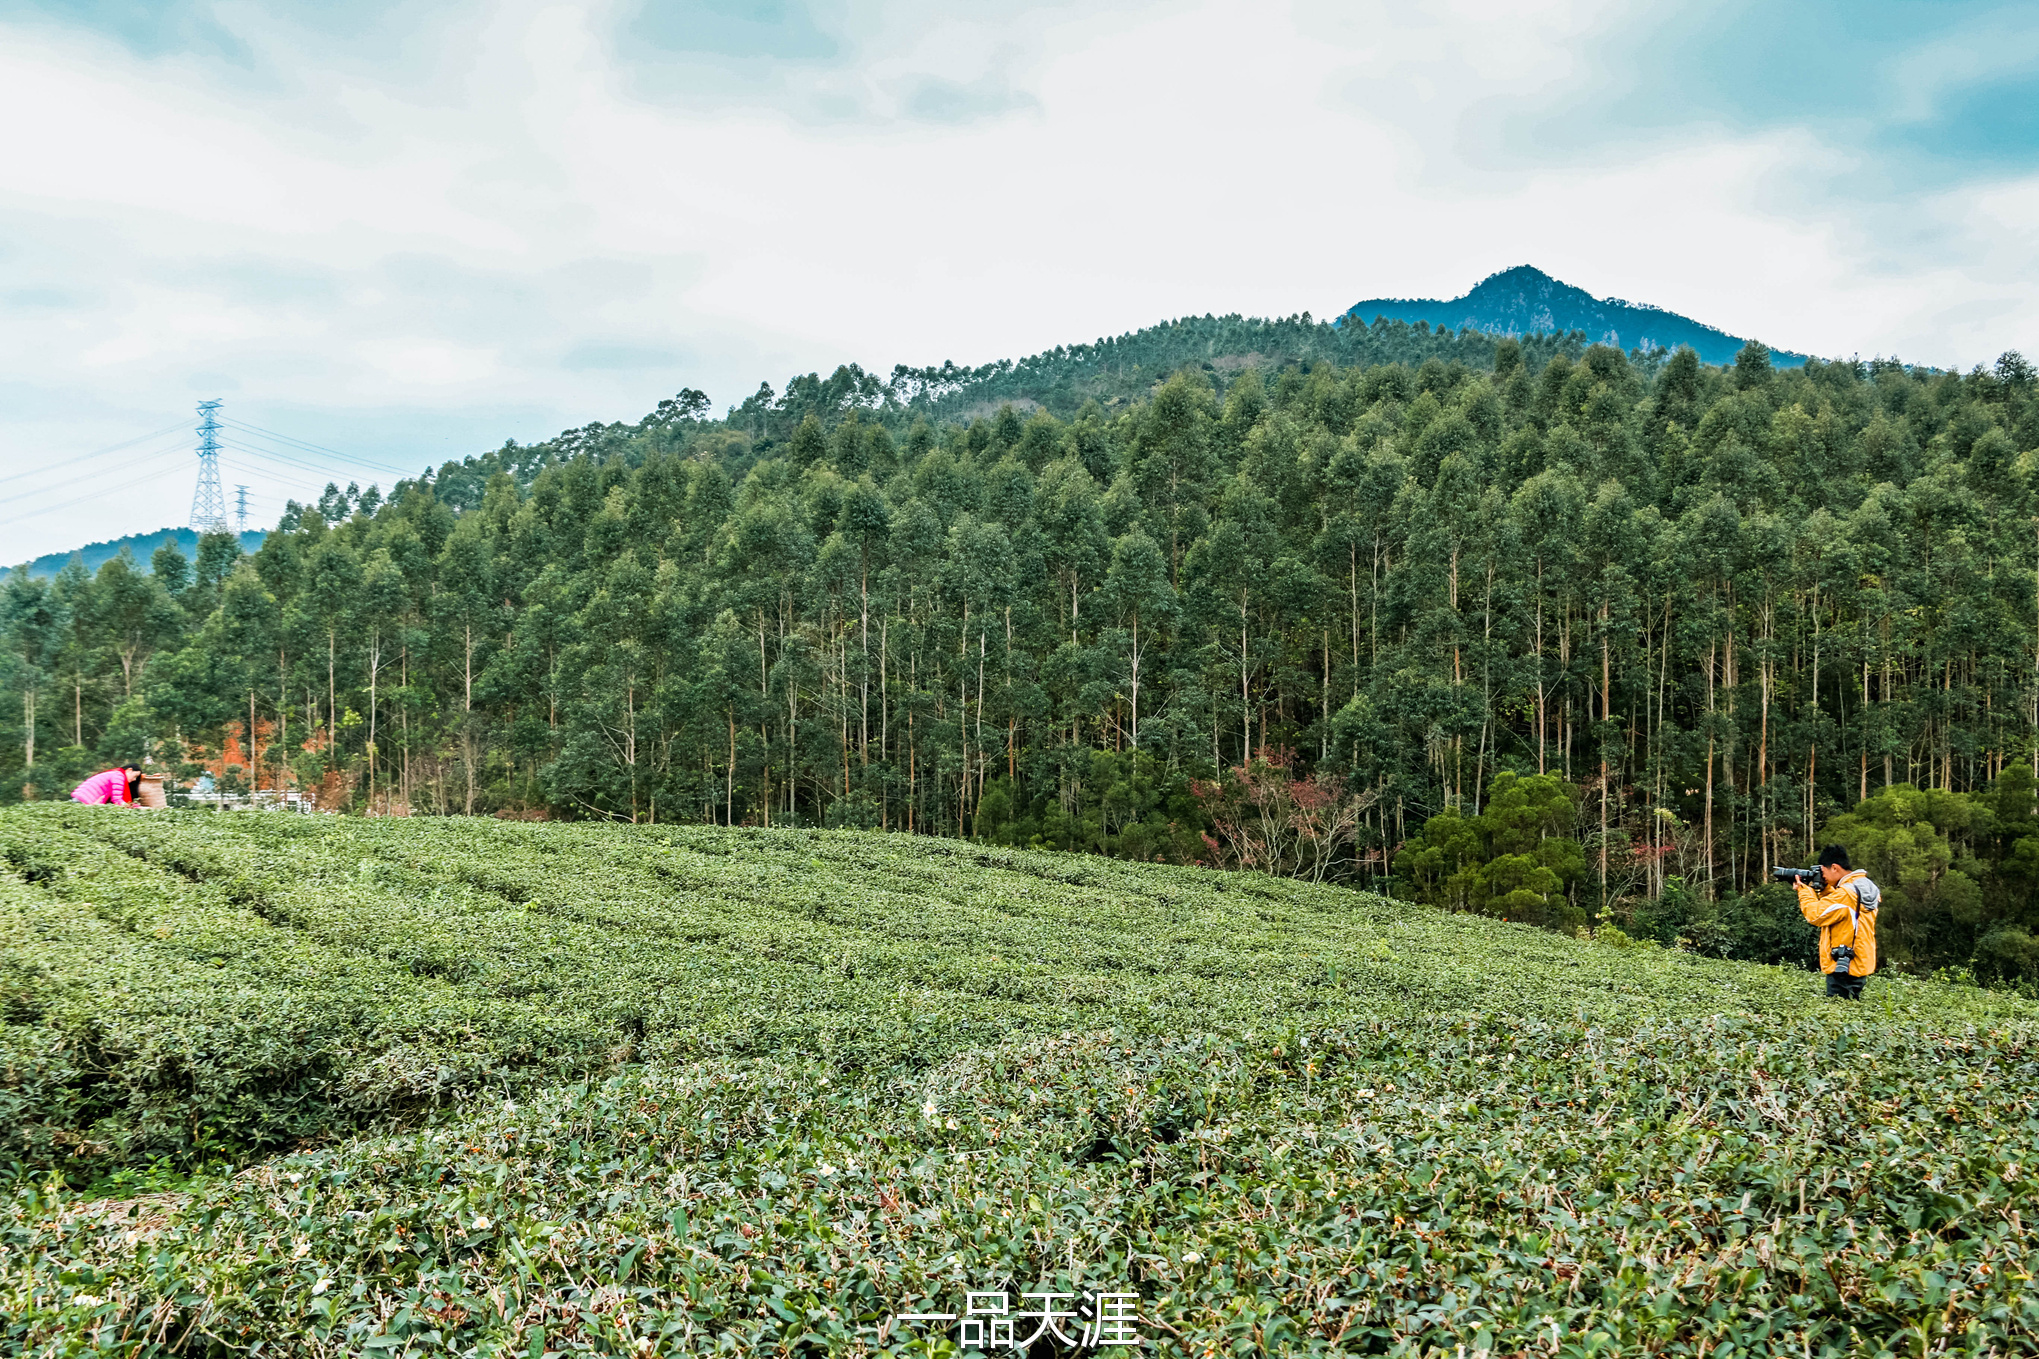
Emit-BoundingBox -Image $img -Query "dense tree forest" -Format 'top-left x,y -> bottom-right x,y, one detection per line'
8,313 -> 2039,984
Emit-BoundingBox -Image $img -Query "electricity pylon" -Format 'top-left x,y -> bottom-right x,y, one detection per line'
190,399 -> 229,533
234,485 -> 249,531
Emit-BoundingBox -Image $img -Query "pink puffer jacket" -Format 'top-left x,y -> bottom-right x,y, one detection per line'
71,768 -> 134,804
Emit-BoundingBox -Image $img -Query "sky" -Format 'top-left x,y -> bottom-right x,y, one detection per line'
3,0 -> 2037,562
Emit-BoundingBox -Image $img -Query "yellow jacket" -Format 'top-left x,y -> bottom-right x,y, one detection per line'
1795,870 -> 1879,976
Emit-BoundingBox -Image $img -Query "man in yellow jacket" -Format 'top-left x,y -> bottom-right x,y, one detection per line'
1795,845 -> 1879,999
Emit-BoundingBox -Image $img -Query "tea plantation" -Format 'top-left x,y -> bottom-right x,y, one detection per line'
2,806 -> 2036,1357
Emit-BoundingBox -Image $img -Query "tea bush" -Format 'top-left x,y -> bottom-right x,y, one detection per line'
3,806 -> 2036,1356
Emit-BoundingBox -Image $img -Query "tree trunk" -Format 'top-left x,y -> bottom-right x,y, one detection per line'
1599,601 -> 1610,916
367,629 -> 380,810
860,557 -> 870,766
1349,544 -> 1359,701
1535,560 -> 1546,774
278,648 -> 289,799
463,623 -> 476,816
1321,626 -> 1331,761
880,614 -> 890,827
1704,640 -> 1717,897
1128,617 -> 1141,751
1240,590 -> 1249,763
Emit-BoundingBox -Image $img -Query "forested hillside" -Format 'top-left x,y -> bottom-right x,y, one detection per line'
1344,264 -> 1812,367
7,325 -> 2039,982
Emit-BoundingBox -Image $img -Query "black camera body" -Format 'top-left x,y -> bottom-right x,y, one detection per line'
1831,943 -> 1856,971
1770,865 -> 1823,888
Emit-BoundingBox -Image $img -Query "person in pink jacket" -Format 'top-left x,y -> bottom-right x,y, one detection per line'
71,766 -> 141,805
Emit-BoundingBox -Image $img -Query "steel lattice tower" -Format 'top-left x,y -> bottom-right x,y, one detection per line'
190,399 -> 229,533
234,485 -> 249,531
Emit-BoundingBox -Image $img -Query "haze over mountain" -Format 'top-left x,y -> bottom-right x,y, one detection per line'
21,527 -> 268,581
1343,266 -> 1810,367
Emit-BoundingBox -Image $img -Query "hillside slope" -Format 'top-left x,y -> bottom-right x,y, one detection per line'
1343,264 -> 1811,366
3,804 -> 1923,1171
15,526 -> 268,580
4,811 -> 2036,1356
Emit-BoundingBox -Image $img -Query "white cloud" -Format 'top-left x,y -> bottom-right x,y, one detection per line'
2,0 -> 2035,561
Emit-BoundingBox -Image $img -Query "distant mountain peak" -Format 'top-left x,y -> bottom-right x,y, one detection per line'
1474,263 -> 1569,292
1342,266 -> 1806,367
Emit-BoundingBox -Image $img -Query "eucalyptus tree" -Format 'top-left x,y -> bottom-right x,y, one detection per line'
13,330 -> 2039,978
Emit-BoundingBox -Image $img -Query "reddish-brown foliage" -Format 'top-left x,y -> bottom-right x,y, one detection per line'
1192,747 -> 1374,883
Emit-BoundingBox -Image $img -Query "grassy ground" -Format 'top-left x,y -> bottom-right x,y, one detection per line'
2,805 -> 2035,1356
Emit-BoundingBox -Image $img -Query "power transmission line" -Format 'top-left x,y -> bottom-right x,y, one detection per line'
6,457 -> 197,524
218,418 -> 416,477
0,420 -> 189,490
0,439 -> 192,510
3,425 -> 387,519
215,435 -> 408,484
190,400 -> 230,533
7,407 -> 424,539
215,435 -> 358,478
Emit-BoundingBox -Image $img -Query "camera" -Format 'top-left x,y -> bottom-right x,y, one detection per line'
1770,865 -> 1822,887
1831,944 -> 1855,970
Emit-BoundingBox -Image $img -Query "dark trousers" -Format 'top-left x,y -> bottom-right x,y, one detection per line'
1826,970 -> 1867,1000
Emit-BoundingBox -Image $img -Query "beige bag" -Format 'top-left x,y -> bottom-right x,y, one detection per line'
136,774 -> 168,808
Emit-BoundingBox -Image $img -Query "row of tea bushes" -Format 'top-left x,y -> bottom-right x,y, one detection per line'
6,803 -> 1927,1175
7,1010 -> 2036,1354
5,806 -> 2037,1353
